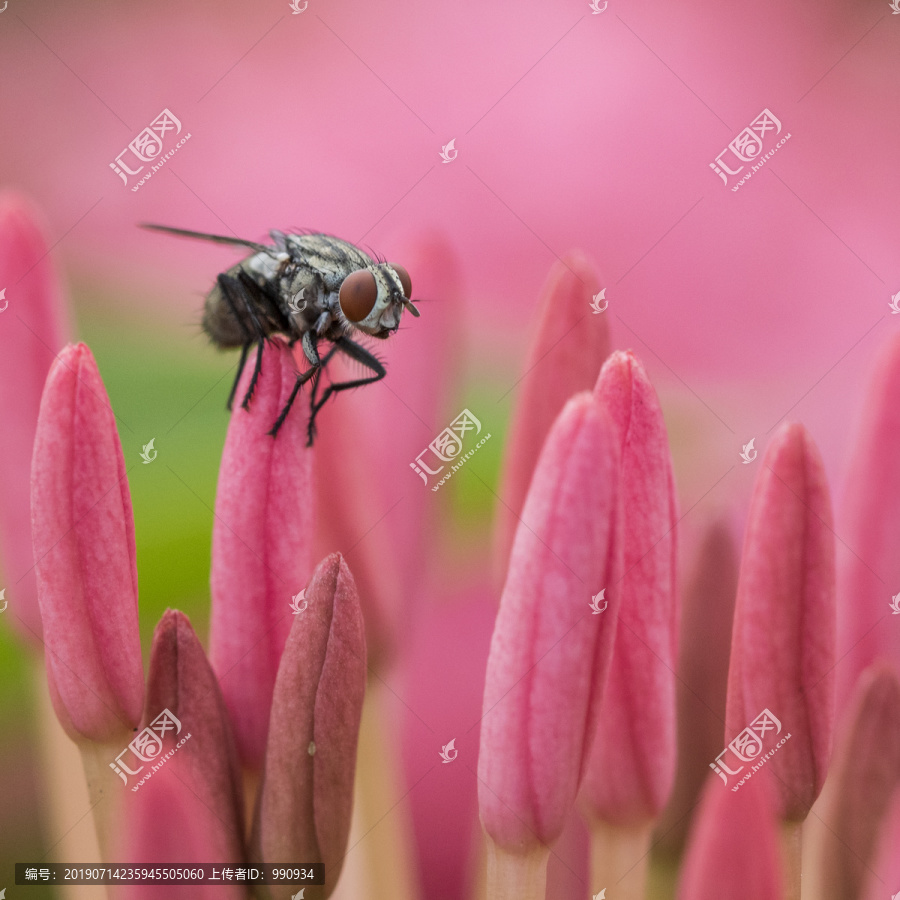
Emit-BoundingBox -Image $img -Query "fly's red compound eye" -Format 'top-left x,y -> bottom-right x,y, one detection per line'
339,270 -> 378,322
390,263 -> 412,299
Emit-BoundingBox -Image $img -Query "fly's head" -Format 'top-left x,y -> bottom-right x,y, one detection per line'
338,262 -> 418,339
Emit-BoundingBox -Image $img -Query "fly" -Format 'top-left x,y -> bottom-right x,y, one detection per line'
142,224 -> 419,445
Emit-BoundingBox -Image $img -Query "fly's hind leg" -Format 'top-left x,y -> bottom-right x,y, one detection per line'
217,273 -> 269,411
305,336 -> 386,447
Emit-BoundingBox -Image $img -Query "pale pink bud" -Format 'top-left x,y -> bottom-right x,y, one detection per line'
494,253 -> 611,574
581,350 -> 679,825
31,343 -> 142,742
836,331 -> 900,706
252,553 -> 367,899
479,392 -> 621,851
0,191 -> 71,644
811,663 -> 900,899
677,775 -> 782,900
312,235 -> 462,664
658,517 -> 739,852
725,422 -> 835,820
862,781 -> 900,900
210,338 -> 314,770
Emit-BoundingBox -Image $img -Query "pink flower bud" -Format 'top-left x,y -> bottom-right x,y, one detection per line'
479,392 -> 621,850
580,350 -> 679,825
210,338 -> 314,770
31,343 -> 142,742
131,610 -> 244,862
725,422 -> 835,820
677,775 -> 781,900
809,663 -> 900,899
0,191 -> 71,644
495,253 -> 611,574
836,331 -> 900,706
252,553 -> 367,899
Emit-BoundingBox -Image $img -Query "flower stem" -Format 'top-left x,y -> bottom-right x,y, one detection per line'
781,820 -> 803,900
588,818 -> 654,900
485,838 -> 550,900
33,658 -> 105,899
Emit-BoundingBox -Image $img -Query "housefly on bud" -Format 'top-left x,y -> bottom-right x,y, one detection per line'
142,224 -> 419,445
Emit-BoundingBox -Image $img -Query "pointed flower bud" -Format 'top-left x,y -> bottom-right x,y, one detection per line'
495,253 -> 610,573
806,664 -> 900,900
725,422 -> 835,820
210,338 -> 315,770
580,350 -> 679,825
677,775 -> 782,900
0,191 -> 71,644
252,553 -> 367,899
129,610 -> 245,863
479,392 -> 621,851
31,343 -> 142,742
835,331 -> 900,706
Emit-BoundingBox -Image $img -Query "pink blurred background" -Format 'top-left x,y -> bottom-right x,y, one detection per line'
1,0 -> 899,897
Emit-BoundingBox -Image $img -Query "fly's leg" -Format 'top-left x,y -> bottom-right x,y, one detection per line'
218,273 -> 269,411
306,336 -> 386,446
226,343 -> 251,411
217,275 -> 255,411
268,331 -> 322,438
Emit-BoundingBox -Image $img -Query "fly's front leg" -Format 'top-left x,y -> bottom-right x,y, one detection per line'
306,336 -> 386,446
269,330 -> 322,438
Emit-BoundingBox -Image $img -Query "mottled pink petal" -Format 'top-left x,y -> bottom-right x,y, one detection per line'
808,663 -> 900,900
113,774 -> 246,900
210,338 -> 314,771
0,190 -> 71,644
581,350 -> 679,825
835,331 -> 900,707
129,609 -> 244,862
252,553 -> 367,899
494,253 -> 611,575
725,422 -> 835,820
31,342 -> 142,742
479,392 -> 621,850
677,775 -> 781,900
